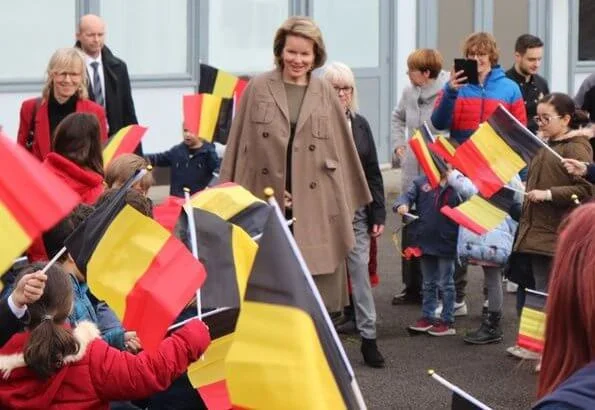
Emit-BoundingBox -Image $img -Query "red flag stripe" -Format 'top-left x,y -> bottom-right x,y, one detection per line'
517,334 -> 544,353
111,125 -> 147,160
455,141 -> 505,197
122,235 -> 206,352
440,205 -> 489,235
198,380 -> 233,410
409,137 -> 441,188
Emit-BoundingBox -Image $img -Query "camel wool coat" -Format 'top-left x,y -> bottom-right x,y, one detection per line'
220,69 -> 372,276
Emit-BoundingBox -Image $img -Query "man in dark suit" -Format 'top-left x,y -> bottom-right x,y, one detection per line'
75,14 -> 141,153
0,270 -> 46,348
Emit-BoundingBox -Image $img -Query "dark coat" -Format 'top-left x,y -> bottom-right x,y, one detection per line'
534,362 -> 595,409
506,67 -> 550,133
0,298 -> 25,348
75,43 -> 138,138
146,143 -> 219,197
514,134 -> 593,256
394,176 -> 461,258
351,113 -> 385,227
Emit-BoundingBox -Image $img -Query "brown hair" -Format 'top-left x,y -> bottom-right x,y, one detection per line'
52,112 -> 104,176
538,93 -> 591,130
95,188 -> 153,218
407,49 -> 444,79
273,16 -> 326,71
462,32 -> 500,65
105,153 -> 154,193
21,262 -> 79,379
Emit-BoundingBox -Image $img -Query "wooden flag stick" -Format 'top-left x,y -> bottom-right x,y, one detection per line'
183,188 -> 202,322
428,370 -> 492,410
41,247 -> 67,274
502,185 -> 527,196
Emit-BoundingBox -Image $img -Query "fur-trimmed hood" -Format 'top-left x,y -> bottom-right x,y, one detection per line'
0,321 -> 100,378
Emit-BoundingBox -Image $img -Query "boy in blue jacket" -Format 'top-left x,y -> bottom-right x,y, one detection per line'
145,128 -> 219,197
393,169 -> 462,336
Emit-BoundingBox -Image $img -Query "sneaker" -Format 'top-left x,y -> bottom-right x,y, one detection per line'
392,291 -> 422,305
506,345 -> 540,360
428,320 -> 456,336
335,318 -> 358,335
434,300 -> 467,317
506,281 -> 519,293
408,318 -> 434,333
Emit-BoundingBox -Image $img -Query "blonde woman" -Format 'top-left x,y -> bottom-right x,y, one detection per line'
17,47 -> 107,161
322,61 -> 385,367
220,17 -> 371,315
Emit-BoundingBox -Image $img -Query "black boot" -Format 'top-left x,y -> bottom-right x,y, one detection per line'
463,312 -> 503,345
361,338 -> 385,368
335,305 -> 357,334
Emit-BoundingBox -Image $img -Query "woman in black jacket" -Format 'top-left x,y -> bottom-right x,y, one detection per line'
322,62 -> 386,368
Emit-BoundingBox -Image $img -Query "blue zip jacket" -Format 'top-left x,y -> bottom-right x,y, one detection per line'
146,142 -> 219,197
431,65 -> 527,144
393,176 -> 462,258
534,361 -> 595,409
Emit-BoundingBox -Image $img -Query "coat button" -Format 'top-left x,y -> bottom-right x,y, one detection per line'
309,181 -> 317,189
262,132 -> 269,138
308,144 -> 316,151
262,168 -> 269,175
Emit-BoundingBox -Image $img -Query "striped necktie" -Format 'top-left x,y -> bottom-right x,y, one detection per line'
90,61 -> 104,106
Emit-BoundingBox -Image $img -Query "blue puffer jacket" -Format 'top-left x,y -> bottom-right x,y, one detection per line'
448,171 -> 522,266
394,176 -> 462,258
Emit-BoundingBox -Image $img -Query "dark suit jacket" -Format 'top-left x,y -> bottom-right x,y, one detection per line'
0,297 -> 25,348
351,113 -> 386,227
76,43 -> 138,138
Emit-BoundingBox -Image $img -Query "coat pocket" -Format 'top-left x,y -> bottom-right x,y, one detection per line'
251,100 -> 275,123
312,114 -> 330,139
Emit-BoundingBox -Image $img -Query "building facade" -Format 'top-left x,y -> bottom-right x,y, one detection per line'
0,0 -> 592,164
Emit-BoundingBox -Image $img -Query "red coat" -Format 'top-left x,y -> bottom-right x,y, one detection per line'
17,97 -> 108,161
0,320 -> 210,409
43,152 -> 104,205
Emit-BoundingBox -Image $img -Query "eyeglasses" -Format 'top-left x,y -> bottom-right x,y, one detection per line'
466,52 -> 488,59
54,72 -> 82,79
533,115 -> 562,125
334,86 -> 353,95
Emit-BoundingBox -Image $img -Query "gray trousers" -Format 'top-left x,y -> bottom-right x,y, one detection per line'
346,207 -> 377,339
483,266 -> 503,313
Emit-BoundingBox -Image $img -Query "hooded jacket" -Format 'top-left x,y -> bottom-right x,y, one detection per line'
0,320 -> 210,410
431,65 -> 527,144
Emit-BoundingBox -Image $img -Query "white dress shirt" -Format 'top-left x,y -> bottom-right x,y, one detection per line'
7,294 -> 27,319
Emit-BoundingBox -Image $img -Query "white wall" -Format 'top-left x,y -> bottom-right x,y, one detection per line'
395,0 -> 417,103
0,92 -> 36,141
573,72 -> 590,97
549,0 -> 570,93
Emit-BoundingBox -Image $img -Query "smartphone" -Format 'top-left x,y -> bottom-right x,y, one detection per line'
454,58 -> 479,85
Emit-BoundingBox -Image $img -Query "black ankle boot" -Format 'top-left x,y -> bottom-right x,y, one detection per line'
361,338 -> 385,368
463,312 -> 503,345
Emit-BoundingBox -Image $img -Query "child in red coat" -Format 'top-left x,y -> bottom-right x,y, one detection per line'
0,263 -> 211,409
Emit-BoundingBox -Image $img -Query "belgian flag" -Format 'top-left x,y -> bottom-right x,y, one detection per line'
428,370 -> 491,410
102,125 -> 147,168
517,289 -> 547,353
65,176 -> 207,351
409,124 -> 445,188
224,202 -> 365,409
440,187 -> 516,235
183,94 -> 224,143
0,131 -> 79,275
488,105 -> 543,164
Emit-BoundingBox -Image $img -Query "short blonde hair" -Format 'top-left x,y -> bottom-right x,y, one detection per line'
273,16 -> 326,71
321,61 -> 359,113
407,49 -> 444,79
105,154 -> 154,193
42,48 -> 89,100
462,32 -> 500,65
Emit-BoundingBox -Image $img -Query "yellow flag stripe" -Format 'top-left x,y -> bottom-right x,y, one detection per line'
213,71 -> 239,98
198,94 -> 223,142
225,302 -> 346,410
102,125 -> 132,167
519,307 -> 546,341
471,123 -> 526,183
437,135 -> 456,156
188,333 -> 235,388
87,205 -> 170,320
457,196 -> 508,232
412,131 -> 441,178
231,225 -> 258,303
190,185 -> 265,221
0,202 -> 31,276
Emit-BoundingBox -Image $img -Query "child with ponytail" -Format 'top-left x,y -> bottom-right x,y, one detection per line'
0,262 -> 211,409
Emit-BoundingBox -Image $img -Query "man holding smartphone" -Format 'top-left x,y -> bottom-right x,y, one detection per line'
506,34 -> 550,134
431,32 -> 527,316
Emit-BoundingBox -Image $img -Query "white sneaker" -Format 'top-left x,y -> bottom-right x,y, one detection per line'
483,299 -> 489,308
506,281 -> 519,293
506,345 -> 540,360
434,301 -> 467,317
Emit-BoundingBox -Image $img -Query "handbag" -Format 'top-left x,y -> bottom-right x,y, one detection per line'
25,97 -> 42,151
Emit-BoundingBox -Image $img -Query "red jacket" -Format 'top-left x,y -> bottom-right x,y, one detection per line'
0,320 -> 210,409
43,152 -> 104,205
17,97 -> 108,161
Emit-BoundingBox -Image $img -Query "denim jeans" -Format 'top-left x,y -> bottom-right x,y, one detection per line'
421,255 -> 455,324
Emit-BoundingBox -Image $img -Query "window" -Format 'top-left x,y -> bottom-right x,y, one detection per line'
313,0 -> 379,68
578,0 -> 595,61
493,0 -> 529,69
0,2 -> 76,81
208,0 -> 289,73
437,0 -> 474,67
100,0 -> 188,76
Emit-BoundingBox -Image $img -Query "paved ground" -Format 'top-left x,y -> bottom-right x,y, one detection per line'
149,168 -> 539,410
